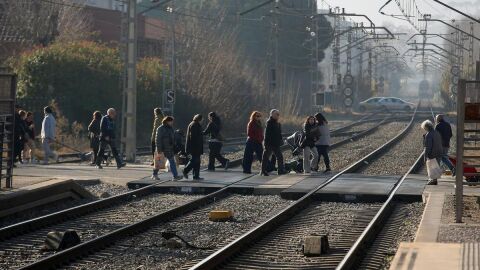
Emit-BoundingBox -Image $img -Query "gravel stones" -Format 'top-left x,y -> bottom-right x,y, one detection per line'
328,122 -> 408,171
0,182 -> 131,229
0,193 -> 200,269
221,202 -> 382,269
438,195 -> 480,242
359,202 -> 424,270
67,194 -> 291,270
81,182 -> 130,198
358,122 -> 424,175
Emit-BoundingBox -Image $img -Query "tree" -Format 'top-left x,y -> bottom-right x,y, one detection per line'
10,41 -> 169,144
1,0 -> 91,47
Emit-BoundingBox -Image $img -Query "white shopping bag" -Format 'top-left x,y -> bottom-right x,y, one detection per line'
426,158 -> 443,179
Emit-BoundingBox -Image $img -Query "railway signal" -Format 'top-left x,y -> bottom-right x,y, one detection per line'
343,74 -> 354,108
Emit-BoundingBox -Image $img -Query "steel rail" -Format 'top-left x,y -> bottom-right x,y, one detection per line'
189,105 -> 418,270
336,151 -> 424,269
0,180 -> 170,241
18,174 -> 253,270
338,104 -> 431,269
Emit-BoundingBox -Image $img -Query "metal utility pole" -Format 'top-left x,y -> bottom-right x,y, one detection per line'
331,7 -> 341,109
367,47 -> 373,94
168,5 -> 176,116
273,0 -> 279,109
310,0 -> 318,113
469,22 -> 474,79
121,0 -> 137,162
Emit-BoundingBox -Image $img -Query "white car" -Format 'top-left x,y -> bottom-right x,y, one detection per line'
377,97 -> 415,111
358,97 -> 385,112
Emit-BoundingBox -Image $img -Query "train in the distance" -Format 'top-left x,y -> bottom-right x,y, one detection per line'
419,79 -> 433,99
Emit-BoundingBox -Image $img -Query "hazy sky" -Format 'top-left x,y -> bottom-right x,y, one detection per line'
317,0 -> 480,32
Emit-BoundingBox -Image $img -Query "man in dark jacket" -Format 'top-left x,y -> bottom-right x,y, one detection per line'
260,109 -> 285,176
183,114 -> 204,180
435,114 -> 455,176
95,108 -> 125,169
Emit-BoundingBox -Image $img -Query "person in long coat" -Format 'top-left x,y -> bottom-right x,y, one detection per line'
422,119 -> 444,185
260,109 -> 286,176
302,116 -> 319,173
242,111 -> 264,174
153,116 -> 182,181
88,111 -> 102,165
203,112 -> 229,171
183,114 -> 204,180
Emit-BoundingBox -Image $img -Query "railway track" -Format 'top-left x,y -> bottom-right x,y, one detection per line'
188,105 -> 421,270
1,112 -> 408,270
1,113 -> 392,232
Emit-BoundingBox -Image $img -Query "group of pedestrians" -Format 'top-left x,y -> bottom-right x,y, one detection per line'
422,114 -> 455,185
149,111 -> 231,181
242,109 -> 331,176
13,105 -> 36,165
87,108 -> 126,169
13,105 -> 59,166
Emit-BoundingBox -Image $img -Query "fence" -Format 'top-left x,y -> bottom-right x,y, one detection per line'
0,74 -> 16,188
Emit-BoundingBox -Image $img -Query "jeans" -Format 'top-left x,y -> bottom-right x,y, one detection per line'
303,146 -> 319,173
96,140 -> 122,167
440,147 -> 455,172
154,153 -> 178,177
208,141 -> 227,170
242,139 -> 263,173
316,145 -> 330,169
14,138 -> 24,162
91,138 -> 99,164
42,139 -> 56,163
184,154 -> 201,178
261,145 -> 284,173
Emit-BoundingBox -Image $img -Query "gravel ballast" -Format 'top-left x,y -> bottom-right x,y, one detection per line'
438,195 -> 480,242
326,121 -> 408,171
221,202 -> 382,269
0,193 -> 200,269
66,194 -> 292,270
0,182 -> 130,228
359,202 -> 424,270
358,121 -> 424,175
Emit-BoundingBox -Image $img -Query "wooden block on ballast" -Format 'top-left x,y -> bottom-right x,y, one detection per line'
303,235 -> 329,256
209,210 -> 233,221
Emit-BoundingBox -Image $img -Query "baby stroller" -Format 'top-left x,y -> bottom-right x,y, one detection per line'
283,131 -> 305,173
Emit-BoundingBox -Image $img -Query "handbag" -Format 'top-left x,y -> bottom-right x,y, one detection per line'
426,158 -> 443,179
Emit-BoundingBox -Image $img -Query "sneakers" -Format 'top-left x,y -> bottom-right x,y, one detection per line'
96,164 -> 103,169
427,179 -> 438,185
324,168 -> 331,173
224,160 -> 230,171
182,170 -> 189,180
117,163 -> 126,169
151,174 -> 160,180
173,175 -> 183,181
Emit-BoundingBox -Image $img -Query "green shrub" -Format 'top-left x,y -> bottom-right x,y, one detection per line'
10,41 -> 169,145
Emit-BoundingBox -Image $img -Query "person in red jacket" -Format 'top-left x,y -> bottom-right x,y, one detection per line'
242,111 -> 264,174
